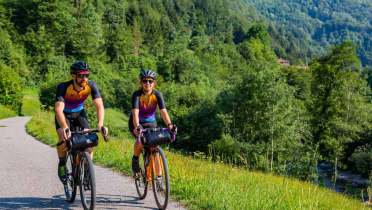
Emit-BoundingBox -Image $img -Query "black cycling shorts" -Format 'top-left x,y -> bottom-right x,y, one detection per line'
55,109 -> 90,130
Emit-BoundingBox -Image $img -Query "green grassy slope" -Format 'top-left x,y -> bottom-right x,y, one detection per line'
25,108 -> 368,210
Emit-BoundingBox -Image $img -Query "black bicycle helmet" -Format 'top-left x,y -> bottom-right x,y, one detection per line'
139,69 -> 157,79
70,60 -> 90,74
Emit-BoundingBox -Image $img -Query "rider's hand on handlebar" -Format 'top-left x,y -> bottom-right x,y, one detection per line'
168,124 -> 177,134
99,126 -> 109,142
63,127 -> 71,141
134,124 -> 143,137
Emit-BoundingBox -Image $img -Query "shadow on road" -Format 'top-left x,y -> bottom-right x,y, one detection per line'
96,194 -> 158,209
0,195 -> 76,209
0,194 -> 158,209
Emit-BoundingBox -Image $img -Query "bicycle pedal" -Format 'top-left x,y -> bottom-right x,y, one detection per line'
133,173 -> 140,179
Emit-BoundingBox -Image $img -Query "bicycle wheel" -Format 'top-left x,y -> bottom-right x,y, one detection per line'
79,151 -> 96,210
152,147 -> 170,210
64,152 -> 77,202
134,153 -> 148,199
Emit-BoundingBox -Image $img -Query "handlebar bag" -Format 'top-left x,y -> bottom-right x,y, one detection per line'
143,128 -> 171,146
71,133 -> 98,150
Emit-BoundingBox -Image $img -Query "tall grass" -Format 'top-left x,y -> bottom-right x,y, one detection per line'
21,88 -> 42,116
0,104 -> 17,119
23,89 -> 368,210
26,111 -> 58,145
26,108 -> 368,210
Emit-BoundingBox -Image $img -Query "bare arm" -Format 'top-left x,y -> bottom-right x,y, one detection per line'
160,108 -> 172,127
93,98 -> 105,129
132,108 -> 140,128
55,101 -> 68,129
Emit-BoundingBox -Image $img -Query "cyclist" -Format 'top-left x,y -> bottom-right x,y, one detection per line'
129,69 -> 175,175
55,60 -> 107,183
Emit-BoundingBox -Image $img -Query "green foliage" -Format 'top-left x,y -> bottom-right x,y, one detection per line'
238,38 -> 276,63
349,145 -> 372,177
0,103 -> 17,119
0,29 -> 29,80
212,63 -> 315,177
0,62 -> 22,113
26,111 -> 58,145
26,108 -> 368,210
311,42 -> 371,166
209,134 -> 241,163
70,1 -> 104,59
21,88 -> 41,116
104,108 -> 130,138
244,0 -> 372,66
1,0 -> 371,187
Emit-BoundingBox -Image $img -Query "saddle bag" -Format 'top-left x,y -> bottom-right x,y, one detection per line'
71,133 -> 98,150
142,128 -> 172,146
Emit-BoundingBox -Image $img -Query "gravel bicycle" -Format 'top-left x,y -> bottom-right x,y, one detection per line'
134,127 -> 176,210
63,127 -> 107,210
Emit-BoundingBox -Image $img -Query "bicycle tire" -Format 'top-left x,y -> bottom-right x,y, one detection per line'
64,152 -> 77,202
135,153 -> 148,199
79,151 -> 96,210
152,147 -> 170,210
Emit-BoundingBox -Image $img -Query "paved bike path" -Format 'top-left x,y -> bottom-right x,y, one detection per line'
0,117 -> 185,209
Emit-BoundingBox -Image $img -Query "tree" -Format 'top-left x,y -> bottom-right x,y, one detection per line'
215,63 -> 311,175
70,1 -> 104,59
311,42 -> 371,181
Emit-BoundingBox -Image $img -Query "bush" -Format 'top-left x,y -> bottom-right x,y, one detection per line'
0,62 -> 22,113
209,134 -> 241,164
349,146 -> 372,177
39,81 -> 58,110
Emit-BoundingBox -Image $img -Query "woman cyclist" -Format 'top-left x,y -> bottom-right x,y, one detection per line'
129,69 -> 175,175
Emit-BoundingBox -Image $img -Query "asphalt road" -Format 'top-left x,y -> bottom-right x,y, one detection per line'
0,117 -> 185,210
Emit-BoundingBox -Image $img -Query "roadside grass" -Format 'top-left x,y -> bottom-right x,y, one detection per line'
0,104 -> 17,119
26,111 -> 58,145
26,109 -> 368,210
21,88 -> 42,116
24,90 -> 368,210
104,108 -> 131,139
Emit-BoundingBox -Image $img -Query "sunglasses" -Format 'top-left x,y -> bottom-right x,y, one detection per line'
142,79 -> 154,84
76,74 -> 89,79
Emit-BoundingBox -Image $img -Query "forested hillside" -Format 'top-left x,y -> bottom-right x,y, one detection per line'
0,0 -> 371,184
244,0 -> 372,66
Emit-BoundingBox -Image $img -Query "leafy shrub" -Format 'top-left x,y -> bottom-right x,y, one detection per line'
349,146 -> 372,177
209,134 -> 241,163
39,82 -> 57,110
0,62 -> 22,113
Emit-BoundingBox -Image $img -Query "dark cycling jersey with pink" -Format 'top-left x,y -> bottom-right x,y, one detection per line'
55,80 -> 101,113
131,89 -> 165,124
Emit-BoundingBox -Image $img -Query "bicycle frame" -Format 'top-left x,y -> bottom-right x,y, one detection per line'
64,127 -> 99,209
134,127 -> 175,209
144,146 -> 164,181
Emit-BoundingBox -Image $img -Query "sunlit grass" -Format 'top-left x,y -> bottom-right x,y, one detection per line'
0,104 -> 17,119
25,104 -> 368,210
21,88 -> 42,116
26,111 -> 58,145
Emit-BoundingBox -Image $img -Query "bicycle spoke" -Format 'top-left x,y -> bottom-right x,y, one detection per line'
64,153 -> 77,202
152,148 -> 170,210
79,152 -> 96,210
134,154 -> 148,199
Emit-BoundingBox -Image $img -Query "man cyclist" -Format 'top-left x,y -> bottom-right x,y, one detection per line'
55,60 -> 107,183
129,69 -> 175,175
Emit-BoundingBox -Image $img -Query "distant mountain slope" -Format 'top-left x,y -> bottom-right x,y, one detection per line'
244,0 -> 372,66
